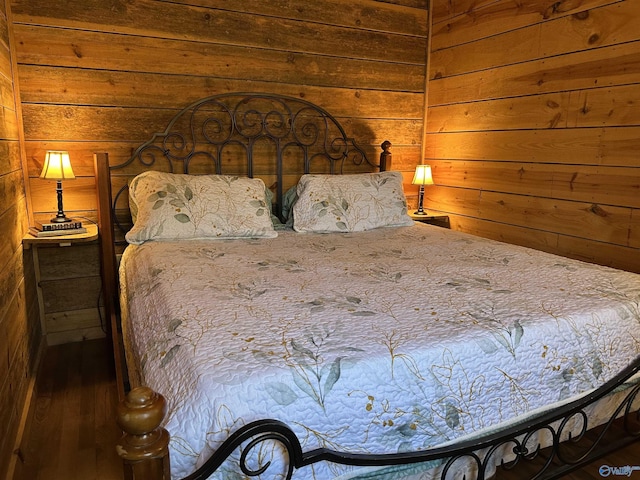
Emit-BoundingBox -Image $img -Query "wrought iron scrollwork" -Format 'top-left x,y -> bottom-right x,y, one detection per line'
109,93 -> 381,240
181,420 -> 304,480
115,93 -> 373,175
176,357 -> 640,480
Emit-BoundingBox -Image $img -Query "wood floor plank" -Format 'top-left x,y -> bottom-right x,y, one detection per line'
35,344 -> 68,478
59,344 -> 83,478
95,383 -> 123,480
76,341 -> 100,479
13,339 -> 123,480
90,339 -> 123,480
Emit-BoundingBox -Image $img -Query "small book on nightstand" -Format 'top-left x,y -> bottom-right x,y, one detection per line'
29,224 -> 87,238
29,227 -> 88,238
34,220 -> 84,231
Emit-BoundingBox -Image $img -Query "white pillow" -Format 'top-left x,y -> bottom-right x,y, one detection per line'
126,171 -> 277,244
292,171 -> 413,233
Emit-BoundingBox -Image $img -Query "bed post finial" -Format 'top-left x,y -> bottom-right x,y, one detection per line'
116,386 -> 171,480
379,140 -> 392,171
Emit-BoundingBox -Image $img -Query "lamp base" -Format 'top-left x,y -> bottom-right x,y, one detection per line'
413,210 -> 428,216
51,180 -> 72,223
50,214 -> 73,223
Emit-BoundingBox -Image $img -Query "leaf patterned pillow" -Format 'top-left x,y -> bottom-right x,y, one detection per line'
126,171 -> 277,244
292,171 -> 413,233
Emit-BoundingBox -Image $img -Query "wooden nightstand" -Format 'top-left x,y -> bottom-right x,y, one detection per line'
23,223 -> 105,345
23,223 -> 99,249
408,211 -> 451,229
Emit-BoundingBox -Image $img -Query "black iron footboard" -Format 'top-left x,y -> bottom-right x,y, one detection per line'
117,355 -> 640,480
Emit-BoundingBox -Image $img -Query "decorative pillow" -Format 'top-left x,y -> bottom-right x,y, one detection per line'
292,171 -> 413,233
126,171 -> 277,244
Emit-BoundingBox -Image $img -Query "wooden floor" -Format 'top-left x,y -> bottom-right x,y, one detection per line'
10,338 -> 640,480
12,338 -> 123,480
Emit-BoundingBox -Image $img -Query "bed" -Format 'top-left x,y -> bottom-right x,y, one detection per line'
94,93 -> 640,480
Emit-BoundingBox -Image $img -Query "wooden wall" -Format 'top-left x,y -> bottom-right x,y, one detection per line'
12,0 -> 429,222
0,0 -> 41,476
5,0 -> 428,473
9,0 -> 429,371
424,0 -> 640,273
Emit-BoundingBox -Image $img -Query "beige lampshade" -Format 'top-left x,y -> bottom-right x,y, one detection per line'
412,164 -> 434,186
40,151 -> 75,180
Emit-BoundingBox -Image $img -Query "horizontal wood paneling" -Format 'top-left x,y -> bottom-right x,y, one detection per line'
13,0 -> 426,64
0,0 -> 39,476
154,0 -> 429,36
424,127 -> 640,167
430,0 -> 628,76
477,191 -> 632,245
13,0 -> 429,225
429,41 -> 640,106
441,212 -> 640,272
17,65 -> 426,110
15,27 -> 426,93
429,83 -> 640,132
0,195 -> 29,269
0,203 -> 39,474
20,105 -> 423,148
426,0 -> 640,272
431,161 -> 640,208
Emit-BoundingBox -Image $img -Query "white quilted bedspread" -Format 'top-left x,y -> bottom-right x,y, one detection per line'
119,224 -> 640,479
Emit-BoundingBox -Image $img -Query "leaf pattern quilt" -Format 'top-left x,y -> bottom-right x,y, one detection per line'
119,224 -> 640,479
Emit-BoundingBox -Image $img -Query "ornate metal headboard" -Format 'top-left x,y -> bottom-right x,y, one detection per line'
109,92 -> 391,237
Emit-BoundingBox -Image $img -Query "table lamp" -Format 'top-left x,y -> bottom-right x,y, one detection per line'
40,150 -> 75,223
412,164 -> 434,215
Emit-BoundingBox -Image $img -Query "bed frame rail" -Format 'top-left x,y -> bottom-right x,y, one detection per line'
116,356 -> 640,480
